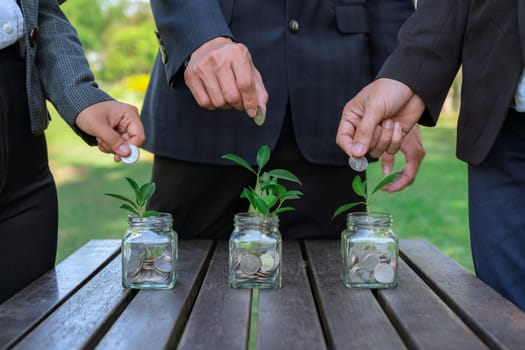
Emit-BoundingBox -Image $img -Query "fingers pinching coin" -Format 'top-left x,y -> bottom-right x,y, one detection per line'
121,144 -> 140,164
254,106 -> 266,126
348,155 -> 368,172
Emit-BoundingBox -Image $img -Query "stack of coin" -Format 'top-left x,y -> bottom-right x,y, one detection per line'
126,254 -> 173,284
347,246 -> 396,284
231,248 -> 280,283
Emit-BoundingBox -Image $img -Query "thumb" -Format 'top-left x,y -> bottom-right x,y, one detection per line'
96,125 -> 130,157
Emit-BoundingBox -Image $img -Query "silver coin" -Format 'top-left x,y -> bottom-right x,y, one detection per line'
154,255 -> 173,274
349,266 -> 367,283
361,253 -> 381,272
254,106 -> 266,126
374,263 -> 395,284
121,144 -> 140,164
259,249 -> 279,272
127,255 -> 143,276
239,253 -> 261,275
348,155 -> 368,172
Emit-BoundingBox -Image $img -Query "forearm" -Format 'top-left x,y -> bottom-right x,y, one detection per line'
37,0 -> 112,143
377,0 -> 470,125
150,0 -> 233,85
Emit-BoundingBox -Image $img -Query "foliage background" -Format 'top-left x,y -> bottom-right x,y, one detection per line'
50,0 -> 471,271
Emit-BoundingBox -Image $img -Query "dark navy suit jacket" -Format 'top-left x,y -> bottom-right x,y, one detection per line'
142,0 -> 414,165
378,0 -> 523,165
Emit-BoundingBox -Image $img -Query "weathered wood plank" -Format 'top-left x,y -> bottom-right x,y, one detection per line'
0,239 -> 120,349
305,240 -> 406,350
257,241 -> 327,350
96,240 -> 214,349
401,239 -> 525,349
12,255 -> 132,350
177,241 -> 251,350
377,259 -> 488,349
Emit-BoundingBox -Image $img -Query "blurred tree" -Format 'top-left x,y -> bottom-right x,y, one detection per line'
62,0 -> 157,82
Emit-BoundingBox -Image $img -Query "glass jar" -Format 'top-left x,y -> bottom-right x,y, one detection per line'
229,213 -> 282,289
121,213 -> 178,289
341,212 -> 398,289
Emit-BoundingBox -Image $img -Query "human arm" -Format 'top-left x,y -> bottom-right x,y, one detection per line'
35,0 -> 144,159
150,0 -> 268,118
337,0 -> 469,162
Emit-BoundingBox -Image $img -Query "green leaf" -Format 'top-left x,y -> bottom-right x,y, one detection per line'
262,194 -> 278,209
104,193 -> 137,209
143,210 -> 160,217
274,207 -> 295,214
267,169 -> 302,184
253,196 -> 270,215
140,182 -> 156,202
332,202 -> 364,219
222,154 -> 256,174
256,145 -> 270,170
371,173 -> 400,195
125,176 -> 140,194
120,203 -> 139,216
282,190 -> 303,200
351,175 -> 366,198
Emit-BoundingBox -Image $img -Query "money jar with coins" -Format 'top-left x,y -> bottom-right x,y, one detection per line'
105,177 -> 178,289
222,145 -> 302,289
229,213 -> 282,288
341,212 -> 398,288
122,213 -> 178,289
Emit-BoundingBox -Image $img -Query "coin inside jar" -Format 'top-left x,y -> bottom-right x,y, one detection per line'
259,251 -> 278,272
348,155 -> 368,172
239,253 -> 261,275
154,255 -> 173,274
374,262 -> 395,283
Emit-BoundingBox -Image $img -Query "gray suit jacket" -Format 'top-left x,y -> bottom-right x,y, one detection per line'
142,0 -> 415,165
378,0 -> 522,165
20,0 -> 112,145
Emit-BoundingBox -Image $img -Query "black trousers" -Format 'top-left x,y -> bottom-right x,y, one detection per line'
0,44 -> 58,304
148,106 -> 365,240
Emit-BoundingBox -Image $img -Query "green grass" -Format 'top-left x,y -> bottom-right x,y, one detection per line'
46,99 -> 472,272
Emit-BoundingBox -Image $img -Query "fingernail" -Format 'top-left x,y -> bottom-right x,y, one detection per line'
383,120 -> 393,129
383,165 -> 391,175
352,143 -> 364,155
247,108 -> 256,118
118,143 -> 129,156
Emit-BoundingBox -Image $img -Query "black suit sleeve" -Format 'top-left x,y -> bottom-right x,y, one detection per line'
150,0 -> 234,85
376,0 -> 470,125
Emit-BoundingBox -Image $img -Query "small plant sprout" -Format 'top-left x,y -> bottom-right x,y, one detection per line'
105,177 -> 159,218
222,145 -> 303,217
332,173 -> 400,219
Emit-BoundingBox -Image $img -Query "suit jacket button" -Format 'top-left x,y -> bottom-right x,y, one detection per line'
29,27 -> 39,47
288,19 -> 300,33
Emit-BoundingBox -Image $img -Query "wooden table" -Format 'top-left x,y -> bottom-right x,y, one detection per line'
1,239 -> 524,350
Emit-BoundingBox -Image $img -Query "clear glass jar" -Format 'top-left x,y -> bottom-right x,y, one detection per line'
229,213 -> 282,289
341,212 -> 398,289
121,213 -> 178,289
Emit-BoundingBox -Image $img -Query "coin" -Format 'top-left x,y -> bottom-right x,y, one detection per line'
239,253 -> 261,275
254,106 -> 266,126
349,266 -> 368,283
348,155 -> 368,172
374,263 -> 395,283
127,255 -> 142,276
121,144 -> 140,164
361,253 -> 381,272
154,255 -> 173,274
259,249 -> 279,272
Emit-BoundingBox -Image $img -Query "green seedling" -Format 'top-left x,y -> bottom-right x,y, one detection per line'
222,145 -> 303,217
104,177 -> 159,218
332,173 -> 400,219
